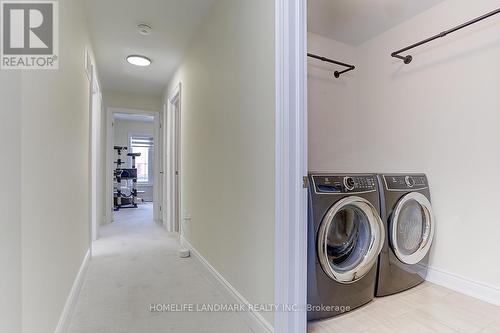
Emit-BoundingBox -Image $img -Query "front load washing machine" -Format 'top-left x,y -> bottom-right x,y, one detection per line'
308,173 -> 385,321
375,174 -> 435,296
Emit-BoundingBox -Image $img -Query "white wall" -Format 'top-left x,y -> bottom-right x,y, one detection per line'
113,119 -> 155,152
103,90 -> 162,112
309,0 -> 500,295
0,73 -> 22,333
164,0 -> 275,324
308,32 -> 359,171
357,0 -> 500,291
113,119 -> 155,202
19,0 -> 94,331
0,3 -> 98,330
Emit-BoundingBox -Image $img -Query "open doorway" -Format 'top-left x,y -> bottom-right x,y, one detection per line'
105,108 -> 162,226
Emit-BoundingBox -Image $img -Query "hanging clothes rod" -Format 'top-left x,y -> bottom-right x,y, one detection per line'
392,7 -> 500,64
307,53 -> 355,78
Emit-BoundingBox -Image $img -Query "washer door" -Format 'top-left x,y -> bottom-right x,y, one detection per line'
317,196 -> 385,284
390,192 -> 435,265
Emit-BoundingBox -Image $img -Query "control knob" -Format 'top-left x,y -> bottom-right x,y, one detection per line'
405,175 -> 415,188
343,177 -> 355,191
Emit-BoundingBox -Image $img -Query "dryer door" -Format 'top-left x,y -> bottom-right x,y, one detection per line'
390,192 -> 435,265
317,196 -> 385,284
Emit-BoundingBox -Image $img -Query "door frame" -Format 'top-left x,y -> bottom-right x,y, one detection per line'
274,0 -> 308,332
165,83 -> 181,233
89,65 -> 102,242
105,107 -> 160,224
153,112 -> 163,224
161,103 -> 168,227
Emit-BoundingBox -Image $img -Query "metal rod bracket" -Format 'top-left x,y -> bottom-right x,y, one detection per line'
308,53 -> 355,78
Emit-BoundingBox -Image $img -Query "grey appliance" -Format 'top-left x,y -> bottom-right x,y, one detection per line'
308,173 -> 385,321
375,174 -> 435,296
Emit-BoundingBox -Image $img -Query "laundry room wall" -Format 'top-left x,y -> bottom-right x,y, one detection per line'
308,32 -> 359,171
164,0 -> 275,325
355,0 -> 500,298
309,0 -> 500,301
113,119 -> 155,202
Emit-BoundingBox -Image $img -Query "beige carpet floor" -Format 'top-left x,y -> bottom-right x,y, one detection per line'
67,203 -> 253,333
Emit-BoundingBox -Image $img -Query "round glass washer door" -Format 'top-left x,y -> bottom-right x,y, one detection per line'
317,196 -> 385,284
390,192 -> 435,265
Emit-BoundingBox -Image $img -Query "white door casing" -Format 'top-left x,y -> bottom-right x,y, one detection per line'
90,62 -> 102,242
165,83 -> 181,233
105,109 -> 114,225
153,112 -> 162,224
162,103 -> 169,226
274,0 -> 308,332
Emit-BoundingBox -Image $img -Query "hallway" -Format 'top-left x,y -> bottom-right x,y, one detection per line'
67,204 -> 253,333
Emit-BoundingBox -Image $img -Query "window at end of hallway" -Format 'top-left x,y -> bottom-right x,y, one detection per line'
129,135 -> 153,184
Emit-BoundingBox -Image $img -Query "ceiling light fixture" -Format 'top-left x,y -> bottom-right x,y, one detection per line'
126,55 -> 151,67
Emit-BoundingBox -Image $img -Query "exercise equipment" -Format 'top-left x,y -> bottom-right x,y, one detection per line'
113,146 -> 141,210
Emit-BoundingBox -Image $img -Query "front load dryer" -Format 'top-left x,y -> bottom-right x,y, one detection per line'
308,173 -> 385,321
375,174 -> 435,296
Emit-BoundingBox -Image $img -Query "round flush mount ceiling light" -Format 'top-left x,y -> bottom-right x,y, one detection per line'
137,23 -> 152,36
126,55 -> 152,67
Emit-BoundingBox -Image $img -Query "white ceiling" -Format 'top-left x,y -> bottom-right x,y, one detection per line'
86,0 -> 216,96
308,0 -> 445,45
113,113 -> 154,123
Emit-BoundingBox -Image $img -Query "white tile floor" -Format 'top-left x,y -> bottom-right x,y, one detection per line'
67,203 -> 253,333
308,282 -> 500,333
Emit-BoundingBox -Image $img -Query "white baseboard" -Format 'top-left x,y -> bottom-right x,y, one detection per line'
55,249 -> 90,333
426,266 -> 500,306
181,236 -> 274,333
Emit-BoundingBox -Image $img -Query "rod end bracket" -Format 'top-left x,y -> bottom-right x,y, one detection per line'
404,55 -> 413,64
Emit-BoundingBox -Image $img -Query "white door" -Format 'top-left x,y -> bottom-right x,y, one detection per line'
157,109 -> 164,224
172,97 -> 180,233
166,85 -> 181,233
153,113 -> 162,224
90,67 -> 101,241
162,104 -> 169,225
105,110 -> 115,224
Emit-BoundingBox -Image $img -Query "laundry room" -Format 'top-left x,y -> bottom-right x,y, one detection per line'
307,0 -> 500,332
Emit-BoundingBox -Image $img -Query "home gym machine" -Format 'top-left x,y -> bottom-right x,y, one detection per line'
113,146 -> 141,211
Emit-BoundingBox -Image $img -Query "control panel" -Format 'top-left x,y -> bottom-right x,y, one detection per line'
312,175 -> 377,194
384,174 -> 427,190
